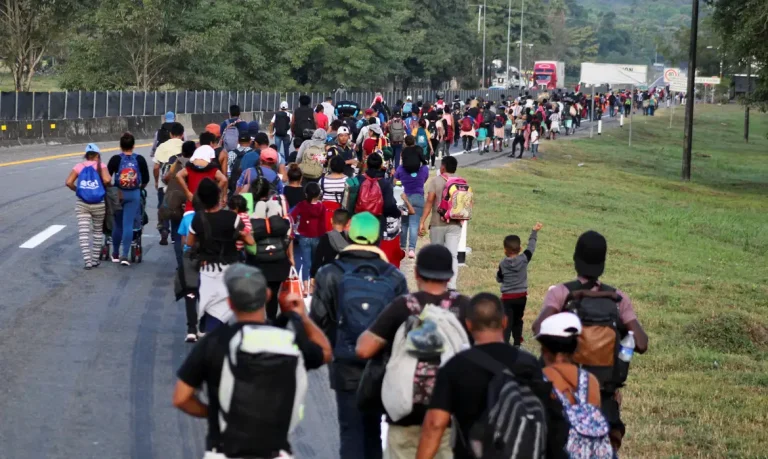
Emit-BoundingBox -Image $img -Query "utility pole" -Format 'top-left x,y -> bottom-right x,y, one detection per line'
482,0 -> 487,88
745,59 -> 750,143
519,0 -> 524,88
506,0 -> 512,89
682,0 -> 698,181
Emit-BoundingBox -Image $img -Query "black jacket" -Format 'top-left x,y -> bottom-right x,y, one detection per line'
310,230 -> 350,278
309,246 -> 408,390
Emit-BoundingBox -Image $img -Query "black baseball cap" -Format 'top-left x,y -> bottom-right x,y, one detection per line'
415,244 -> 454,281
238,131 -> 251,142
573,230 -> 607,278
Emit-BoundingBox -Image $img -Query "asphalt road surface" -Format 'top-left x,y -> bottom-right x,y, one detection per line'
0,110 -> 622,459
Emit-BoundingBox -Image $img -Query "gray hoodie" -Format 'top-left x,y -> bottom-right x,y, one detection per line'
496,230 -> 538,295
297,128 -> 328,163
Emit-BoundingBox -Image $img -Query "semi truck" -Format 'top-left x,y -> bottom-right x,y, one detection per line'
533,61 -> 565,90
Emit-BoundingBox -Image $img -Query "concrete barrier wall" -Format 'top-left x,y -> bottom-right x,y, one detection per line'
0,110 -> 277,148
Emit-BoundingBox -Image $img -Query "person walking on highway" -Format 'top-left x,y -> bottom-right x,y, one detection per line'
107,132 -> 150,266
270,101 -> 293,163
153,121 -> 185,245
65,143 -> 112,270
173,264 -> 331,459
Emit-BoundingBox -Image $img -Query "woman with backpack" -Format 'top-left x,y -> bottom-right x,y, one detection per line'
65,143 -> 112,270
394,141 -> 429,260
107,132 -> 151,266
411,118 -> 434,169
246,177 -> 294,319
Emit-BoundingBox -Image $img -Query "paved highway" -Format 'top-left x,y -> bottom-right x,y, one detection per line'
0,111 -> 619,459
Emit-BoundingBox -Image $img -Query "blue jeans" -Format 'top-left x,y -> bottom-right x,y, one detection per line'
335,389 -> 382,459
401,193 -> 425,251
274,135 -> 291,163
392,143 -> 403,169
157,188 -> 169,233
112,188 -> 141,258
298,236 -> 320,281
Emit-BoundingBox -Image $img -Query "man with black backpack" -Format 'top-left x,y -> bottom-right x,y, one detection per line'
226,132 -> 254,198
387,111 -> 406,169
532,230 -> 649,452
416,292 -> 568,459
173,264 -> 331,459
292,94 -> 317,144
309,212 -> 408,459
270,101 -> 293,163
151,111 -> 185,158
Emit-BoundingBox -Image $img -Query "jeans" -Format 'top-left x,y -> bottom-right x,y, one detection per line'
392,143 -> 403,169
400,193 -> 425,251
156,188 -> 169,233
531,143 -> 539,156
336,389 -> 382,459
112,188 -> 141,258
609,105 -> 615,117
274,135 -> 291,163
429,224 -> 461,290
293,239 -> 305,282
298,236 -> 320,282
503,297 -> 527,345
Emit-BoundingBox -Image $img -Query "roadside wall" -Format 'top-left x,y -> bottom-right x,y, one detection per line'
0,111 -> 277,148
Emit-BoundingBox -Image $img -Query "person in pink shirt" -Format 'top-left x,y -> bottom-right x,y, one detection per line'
532,230 -> 648,453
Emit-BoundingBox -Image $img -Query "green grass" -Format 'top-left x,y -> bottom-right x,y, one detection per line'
0,73 -> 62,92
454,105 -> 768,457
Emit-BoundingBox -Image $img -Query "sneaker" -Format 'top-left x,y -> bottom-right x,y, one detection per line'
408,250 -> 416,259
197,331 -> 206,339
185,333 -> 198,343
159,229 -> 169,246
111,254 -> 120,263
84,262 -> 92,270
120,257 -> 131,266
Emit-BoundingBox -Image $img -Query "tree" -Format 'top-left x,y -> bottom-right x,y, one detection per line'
0,0 -> 78,90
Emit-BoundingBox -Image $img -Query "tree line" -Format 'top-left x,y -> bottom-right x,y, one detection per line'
5,0 -> 755,97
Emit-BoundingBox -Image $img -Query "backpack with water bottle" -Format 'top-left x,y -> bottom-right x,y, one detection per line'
563,281 -> 629,393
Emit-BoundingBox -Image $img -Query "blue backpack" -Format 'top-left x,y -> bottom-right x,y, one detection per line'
403,102 -> 413,114
333,260 -> 399,361
416,128 -> 429,150
76,164 -> 106,204
116,153 -> 141,190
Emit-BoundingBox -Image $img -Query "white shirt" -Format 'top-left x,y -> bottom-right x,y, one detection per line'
531,130 -> 540,144
322,102 -> 336,122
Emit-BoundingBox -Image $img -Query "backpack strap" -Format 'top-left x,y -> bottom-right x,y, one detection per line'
439,291 -> 460,310
463,348 -> 510,377
405,294 -> 421,315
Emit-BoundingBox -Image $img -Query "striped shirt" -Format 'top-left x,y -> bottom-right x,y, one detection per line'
321,175 -> 346,203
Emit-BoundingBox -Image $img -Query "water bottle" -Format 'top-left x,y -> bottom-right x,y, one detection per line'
618,331 -> 635,363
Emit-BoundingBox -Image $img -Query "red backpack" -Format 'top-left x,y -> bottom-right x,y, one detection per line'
460,116 -> 474,132
354,176 -> 384,216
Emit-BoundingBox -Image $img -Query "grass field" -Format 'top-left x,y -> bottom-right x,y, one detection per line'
0,73 -> 62,92
455,105 -> 768,457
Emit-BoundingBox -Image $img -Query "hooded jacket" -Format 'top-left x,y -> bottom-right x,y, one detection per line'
296,128 -> 328,164
309,244 -> 408,390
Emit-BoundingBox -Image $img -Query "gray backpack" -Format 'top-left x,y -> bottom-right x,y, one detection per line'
222,120 -> 241,152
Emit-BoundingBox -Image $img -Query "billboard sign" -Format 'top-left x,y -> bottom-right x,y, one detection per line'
580,63 -> 648,85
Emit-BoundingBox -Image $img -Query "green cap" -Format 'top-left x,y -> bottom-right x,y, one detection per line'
348,212 -> 380,245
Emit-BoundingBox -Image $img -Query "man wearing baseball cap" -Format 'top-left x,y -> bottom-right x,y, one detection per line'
357,244 -> 472,458
327,126 -> 357,177
234,147 -> 284,196
310,212 -> 408,459
532,230 -> 648,451
173,264 -> 330,459
270,101 -> 293,163
151,111 -> 186,157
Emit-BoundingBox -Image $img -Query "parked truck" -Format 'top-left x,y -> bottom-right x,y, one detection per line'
533,61 -> 565,90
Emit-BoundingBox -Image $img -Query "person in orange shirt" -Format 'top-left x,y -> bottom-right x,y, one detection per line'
536,312 -> 601,407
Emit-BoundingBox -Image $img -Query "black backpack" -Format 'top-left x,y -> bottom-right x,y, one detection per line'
460,349 -> 548,459
228,147 -> 250,194
248,214 -> 290,263
156,122 -> 174,146
563,281 -> 628,393
274,111 -> 290,137
427,120 -> 438,139
294,106 -> 316,140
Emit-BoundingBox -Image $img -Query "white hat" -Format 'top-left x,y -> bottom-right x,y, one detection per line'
536,312 -> 582,339
280,101 -> 288,110
406,95 -> 412,101
337,126 -> 350,135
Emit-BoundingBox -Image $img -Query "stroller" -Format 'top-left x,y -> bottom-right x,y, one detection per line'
99,188 -> 149,263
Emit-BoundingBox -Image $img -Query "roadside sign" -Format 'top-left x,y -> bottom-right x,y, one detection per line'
695,76 -> 721,85
669,76 -> 687,92
664,67 -> 682,83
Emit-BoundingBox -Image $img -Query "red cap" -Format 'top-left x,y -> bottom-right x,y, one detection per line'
260,147 -> 279,164
365,108 -> 374,115
205,123 -> 221,138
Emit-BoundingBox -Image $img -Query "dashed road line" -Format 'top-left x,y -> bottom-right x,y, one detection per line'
19,225 -> 67,249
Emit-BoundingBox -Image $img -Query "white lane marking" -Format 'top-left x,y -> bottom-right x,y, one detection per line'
19,225 -> 66,249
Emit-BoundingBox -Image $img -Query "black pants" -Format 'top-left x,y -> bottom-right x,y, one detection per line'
430,139 -> 439,166
184,291 -> 198,334
511,134 -> 524,157
462,135 -> 474,151
503,296 -> 527,345
266,280 -> 283,320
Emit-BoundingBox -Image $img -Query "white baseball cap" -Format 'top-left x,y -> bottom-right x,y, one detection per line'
280,101 -> 288,110
535,312 -> 582,339
337,126 -> 350,135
